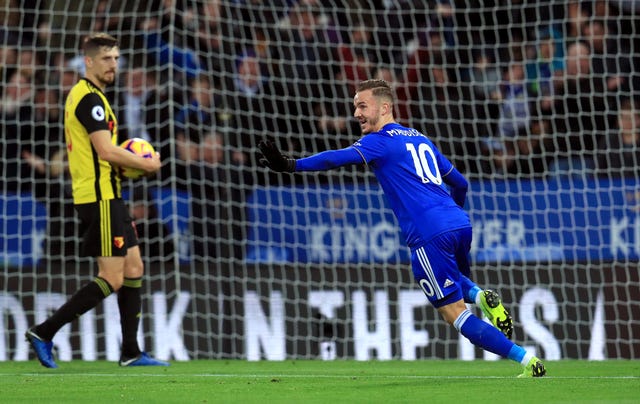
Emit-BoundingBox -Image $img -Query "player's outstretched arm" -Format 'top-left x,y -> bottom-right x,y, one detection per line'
258,138 -> 365,172
258,140 -> 296,172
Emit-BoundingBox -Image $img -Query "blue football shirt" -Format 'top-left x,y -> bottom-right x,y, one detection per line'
350,123 -> 470,248
296,122 -> 470,248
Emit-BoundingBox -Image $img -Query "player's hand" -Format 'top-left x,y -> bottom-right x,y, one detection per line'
144,152 -> 162,174
257,140 -> 296,172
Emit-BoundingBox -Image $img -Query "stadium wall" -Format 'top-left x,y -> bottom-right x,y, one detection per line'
1,261 -> 638,361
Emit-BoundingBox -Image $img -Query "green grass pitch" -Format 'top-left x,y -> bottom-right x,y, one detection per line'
1,360 -> 638,403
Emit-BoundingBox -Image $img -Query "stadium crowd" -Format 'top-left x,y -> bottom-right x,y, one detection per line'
1,0 -> 639,261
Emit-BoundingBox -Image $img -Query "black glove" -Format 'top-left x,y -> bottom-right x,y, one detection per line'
258,140 -> 296,172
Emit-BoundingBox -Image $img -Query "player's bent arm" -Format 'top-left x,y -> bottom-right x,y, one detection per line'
90,130 -> 161,173
295,147 -> 365,172
442,167 -> 468,208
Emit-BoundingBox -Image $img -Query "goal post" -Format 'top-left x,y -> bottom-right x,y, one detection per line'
1,1 -> 638,361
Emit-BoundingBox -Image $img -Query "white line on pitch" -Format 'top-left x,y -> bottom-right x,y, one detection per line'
10,373 -> 640,380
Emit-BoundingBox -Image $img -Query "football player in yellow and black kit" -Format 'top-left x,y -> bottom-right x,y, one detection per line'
25,33 -> 167,368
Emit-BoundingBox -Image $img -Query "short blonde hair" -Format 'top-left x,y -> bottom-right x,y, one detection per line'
356,79 -> 394,104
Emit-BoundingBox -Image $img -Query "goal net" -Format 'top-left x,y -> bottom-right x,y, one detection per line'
1,1 -> 639,362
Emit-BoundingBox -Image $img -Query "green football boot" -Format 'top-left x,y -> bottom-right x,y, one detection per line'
518,357 -> 547,378
479,290 -> 514,339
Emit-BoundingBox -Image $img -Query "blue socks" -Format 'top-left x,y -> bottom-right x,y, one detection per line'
454,309 -> 526,361
508,344 -> 533,364
456,278 -> 532,365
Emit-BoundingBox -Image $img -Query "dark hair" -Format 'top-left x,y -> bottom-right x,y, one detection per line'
356,79 -> 394,104
82,33 -> 118,56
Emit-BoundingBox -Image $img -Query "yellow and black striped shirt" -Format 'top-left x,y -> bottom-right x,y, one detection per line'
64,78 -> 121,204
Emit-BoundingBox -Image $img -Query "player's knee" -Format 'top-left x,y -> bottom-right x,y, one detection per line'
124,248 -> 145,278
440,311 -> 458,326
99,274 -> 123,291
124,261 -> 144,278
437,300 -> 468,325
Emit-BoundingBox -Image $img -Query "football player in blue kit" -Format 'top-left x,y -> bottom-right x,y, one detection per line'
258,79 -> 546,377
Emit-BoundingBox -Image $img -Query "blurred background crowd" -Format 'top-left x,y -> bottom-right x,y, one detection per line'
1,0 -> 638,263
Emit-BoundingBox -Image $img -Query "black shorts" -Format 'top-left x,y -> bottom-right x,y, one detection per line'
74,199 -> 138,257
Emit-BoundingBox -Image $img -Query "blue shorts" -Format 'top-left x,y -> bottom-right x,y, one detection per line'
410,227 -> 472,308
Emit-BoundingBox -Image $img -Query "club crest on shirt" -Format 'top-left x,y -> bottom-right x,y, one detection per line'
92,105 -> 105,121
113,236 -> 124,249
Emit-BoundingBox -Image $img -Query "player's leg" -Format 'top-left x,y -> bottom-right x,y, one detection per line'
117,214 -> 169,367
455,228 -> 513,339
411,230 -> 545,377
26,266 -> 117,344
476,288 -> 514,339
459,277 -> 513,339
438,300 -> 546,377
25,201 -> 120,368
119,243 -> 144,361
